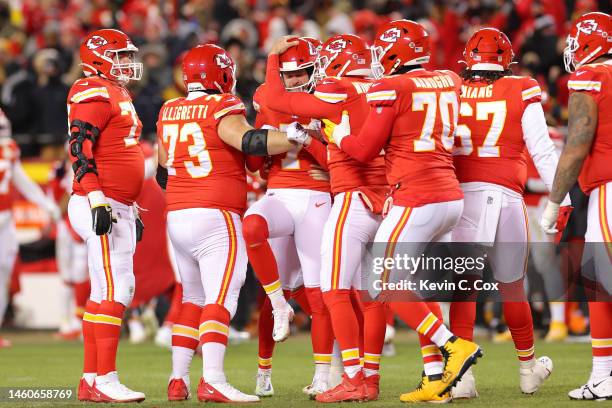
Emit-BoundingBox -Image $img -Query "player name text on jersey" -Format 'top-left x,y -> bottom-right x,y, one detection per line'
410,75 -> 456,89
461,84 -> 494,99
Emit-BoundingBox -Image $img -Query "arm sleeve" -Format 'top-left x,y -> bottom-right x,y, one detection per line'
304,138 -> 328,170
11,160 -> 54,208
522,103 -> 570,205
339,106 -> 394,162
264,54 -> 340,118
68,100 -> 112,193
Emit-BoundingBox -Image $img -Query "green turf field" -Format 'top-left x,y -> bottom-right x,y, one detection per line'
0,332 -> 594,407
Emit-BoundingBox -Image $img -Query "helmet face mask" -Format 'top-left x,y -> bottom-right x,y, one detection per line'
278,37 -> 320,93
107,50 -> 143,84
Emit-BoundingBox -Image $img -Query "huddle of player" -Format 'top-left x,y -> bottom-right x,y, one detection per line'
62,11 -> 612,405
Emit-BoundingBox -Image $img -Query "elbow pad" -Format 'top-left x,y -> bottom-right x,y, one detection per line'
69,119 -> 100,182
156,165 -> 168,190
241,128 -> 268,156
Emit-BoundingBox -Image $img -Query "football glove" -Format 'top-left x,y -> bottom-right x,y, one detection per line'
540,200 -> 573,240
322,110 -> 350,146
88,191 -> 116,236
285,122 -> 311,145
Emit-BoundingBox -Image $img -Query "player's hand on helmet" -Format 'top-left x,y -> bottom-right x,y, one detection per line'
270,36 -> 299,55
88,191 -> 116,235
286,122 -> 311,146
322,110 -> 351,146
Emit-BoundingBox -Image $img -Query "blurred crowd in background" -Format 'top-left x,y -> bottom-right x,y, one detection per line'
0,0 -> 610,160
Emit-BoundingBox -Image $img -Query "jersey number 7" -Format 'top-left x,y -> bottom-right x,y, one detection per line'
162,122 -> 212,178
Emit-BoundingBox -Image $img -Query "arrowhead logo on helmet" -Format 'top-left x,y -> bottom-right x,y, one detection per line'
380,28 -> 401,43
86,35 -> 108,50
577,20 -> 599,35
325,39 -> 348,53
215,54 -> 233,69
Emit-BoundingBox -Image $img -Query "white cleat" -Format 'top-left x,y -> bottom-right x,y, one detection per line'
303,376 -> 330,399
198,379 -> 260,403
520,356 -> 553,394
255,370 -> 274,397
93,379 -> 145,403
272,304 -> 294,342
568,376 -> 612,401
452,366 -> 479,399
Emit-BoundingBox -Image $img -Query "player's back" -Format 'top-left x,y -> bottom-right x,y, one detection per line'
67,76 -> 145,204
367,69 -> 462,207
453,74 -> 543,195
158,92 -> 247,214
569,62 -> 612,193
314,76 -> 387,194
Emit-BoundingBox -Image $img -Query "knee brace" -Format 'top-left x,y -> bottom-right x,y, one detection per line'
242,214 -> 269,246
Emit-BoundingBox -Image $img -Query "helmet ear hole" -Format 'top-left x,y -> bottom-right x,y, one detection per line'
223,72 -> 227,83
388,54 -> 397,61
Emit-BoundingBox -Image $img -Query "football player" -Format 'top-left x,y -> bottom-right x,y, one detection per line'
0,108 -> 60,348
541,12 -> 612,401
245,37 -> 335,398
327,19 -> 483,402
158,44 -> 311,403
263,34 -> 389,402
449,27 -> 563,398
67,29 -> 146,403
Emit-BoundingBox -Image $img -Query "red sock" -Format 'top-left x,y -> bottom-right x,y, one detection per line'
361,296 -> 386,375
74,281 -> 90,319
95,300 -> 125,375
350,290 -> 365,361
258,297 -> 275,370
172,302 -> 202,349
388,300 -> 439,333
323,290 -> 361,370
450,302 -> 476,341
305,287 -> 334,365
165,283 -> 183,325
243,215 -> 281,294
589,302 -> 612,358
419,303 -> 444,375
385,304 -> 394,326
499,279 -> 534,362
292,286 -> 312,316
82,300 -> 98,374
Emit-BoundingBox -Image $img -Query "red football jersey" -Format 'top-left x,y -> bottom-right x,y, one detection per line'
567,63 -> 612,193
67,77 -> 145,205
366,69 -> 463,207
157,92 -> 248,214
313,77 -> 387,194
453,75 -> 543,194
253,84 -> 329,192
0,138 -> 19,211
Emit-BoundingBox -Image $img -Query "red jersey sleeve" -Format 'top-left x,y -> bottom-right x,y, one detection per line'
303,138 -> 328,170
568,67 -> 603,99
365,80 -> 398,107
313,78 -> 348,105
213,94 -> 246,124
521,77 -> 543,108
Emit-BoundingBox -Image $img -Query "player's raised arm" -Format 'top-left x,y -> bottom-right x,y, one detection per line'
217,113 -> 309,155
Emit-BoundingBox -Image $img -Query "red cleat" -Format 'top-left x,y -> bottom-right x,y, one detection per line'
365,374 -> 380,401
315,371 -> 367,403
77,378 -> 94,401
197,378 -> 259,403
168,378 -> 190,401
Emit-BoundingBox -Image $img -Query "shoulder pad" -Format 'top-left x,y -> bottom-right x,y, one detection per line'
568,67 -> 601,93
366,80 -> 397,107
314,78 -> 348,104
69,78 -> 110,104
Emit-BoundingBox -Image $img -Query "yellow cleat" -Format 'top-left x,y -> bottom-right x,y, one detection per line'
400,374 -> 451,403
545,321 -> 568,342
493,329 -> 513,343
437,336 -> 483,396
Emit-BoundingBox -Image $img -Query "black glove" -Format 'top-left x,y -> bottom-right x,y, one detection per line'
91,204 -> 116,235
156,165 -> 168,190
136,215 -> 144,242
